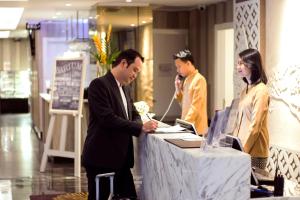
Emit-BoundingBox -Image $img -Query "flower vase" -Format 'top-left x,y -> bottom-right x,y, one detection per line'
96,63 -> 111,77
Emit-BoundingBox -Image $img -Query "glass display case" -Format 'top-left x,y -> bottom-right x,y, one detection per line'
0,70 -> 31,98
0,70 -> 31,113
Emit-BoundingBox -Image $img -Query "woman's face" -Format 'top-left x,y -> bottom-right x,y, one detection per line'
236,58 -> 251,78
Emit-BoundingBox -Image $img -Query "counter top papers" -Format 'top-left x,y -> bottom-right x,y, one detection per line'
155,124 -> 186,133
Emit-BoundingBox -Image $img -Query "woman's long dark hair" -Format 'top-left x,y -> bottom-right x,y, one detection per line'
238,48 -> 268,85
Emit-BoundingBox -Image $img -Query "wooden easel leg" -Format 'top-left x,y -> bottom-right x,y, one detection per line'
74,115 -> 81,178
59,115 -> 68,151
40,115 -> 56,172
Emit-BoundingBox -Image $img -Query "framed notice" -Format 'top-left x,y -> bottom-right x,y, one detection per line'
49,57 -> 86,115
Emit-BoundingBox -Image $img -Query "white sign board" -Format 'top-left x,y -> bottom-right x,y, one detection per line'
50,57 -> 85,115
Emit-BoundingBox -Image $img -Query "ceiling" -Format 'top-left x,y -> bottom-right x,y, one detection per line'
0,0 -> 224,37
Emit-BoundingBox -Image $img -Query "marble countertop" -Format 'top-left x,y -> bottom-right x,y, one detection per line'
151,132 -> 250,158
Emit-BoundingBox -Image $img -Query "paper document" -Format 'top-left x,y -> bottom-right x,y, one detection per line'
180,134 -> 203,141
156,124 -> 186,133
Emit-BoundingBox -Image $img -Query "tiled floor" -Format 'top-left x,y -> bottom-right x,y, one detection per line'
0,114 -> 87,200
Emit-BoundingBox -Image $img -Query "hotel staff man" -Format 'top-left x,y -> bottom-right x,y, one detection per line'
174,49 -> 208,135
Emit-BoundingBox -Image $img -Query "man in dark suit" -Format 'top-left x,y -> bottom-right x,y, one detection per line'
82,49 -> 158,200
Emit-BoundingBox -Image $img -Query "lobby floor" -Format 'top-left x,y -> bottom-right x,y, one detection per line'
0,114 -> 87,200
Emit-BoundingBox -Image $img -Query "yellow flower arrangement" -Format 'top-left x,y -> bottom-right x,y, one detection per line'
91,24 -> 120,76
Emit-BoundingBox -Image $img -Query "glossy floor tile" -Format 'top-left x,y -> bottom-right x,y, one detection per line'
0,114 -> 87,200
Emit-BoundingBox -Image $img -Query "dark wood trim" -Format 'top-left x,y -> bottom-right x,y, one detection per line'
236,0 -> 249,3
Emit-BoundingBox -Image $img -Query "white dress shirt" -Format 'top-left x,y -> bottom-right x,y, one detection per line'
115,79 -> 128,119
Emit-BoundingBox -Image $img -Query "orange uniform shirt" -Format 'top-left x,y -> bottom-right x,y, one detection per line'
176,70 -> 208,135
233,82 -> 270,158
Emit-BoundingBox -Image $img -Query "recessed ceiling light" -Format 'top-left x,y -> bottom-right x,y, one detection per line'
65,3 -> 72,7
130,24 -> 135,27
56,12 -> 62,15
0,31 -> 10,38
142,21 -> 146,24
126,0 -> 132,2
0,8 -> 24,30
52,16 -> 57,19
89,16 -> 93,19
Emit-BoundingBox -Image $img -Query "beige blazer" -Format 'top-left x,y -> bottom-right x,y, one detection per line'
233,82 -> 270,158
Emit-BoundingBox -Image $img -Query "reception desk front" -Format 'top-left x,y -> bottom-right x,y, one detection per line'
138,133 -> 251,200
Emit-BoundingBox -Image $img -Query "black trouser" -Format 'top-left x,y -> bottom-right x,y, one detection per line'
85,165 -> 137,200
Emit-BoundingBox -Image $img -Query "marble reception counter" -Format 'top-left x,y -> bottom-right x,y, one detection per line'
138,133 -> 251,200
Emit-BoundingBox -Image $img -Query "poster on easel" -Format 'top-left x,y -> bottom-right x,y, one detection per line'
49,57 -> 85,115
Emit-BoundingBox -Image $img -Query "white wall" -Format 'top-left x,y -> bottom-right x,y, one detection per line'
266,0 -> 300,151
0,39 -> 31,71
41,38 -> 91,93
42,38 -> 69,92
153,29 -> 187,121
214,23 -> 234,111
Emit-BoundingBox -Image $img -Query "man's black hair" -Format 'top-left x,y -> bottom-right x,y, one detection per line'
173,49 -> 194,65
112,49 -> 144,68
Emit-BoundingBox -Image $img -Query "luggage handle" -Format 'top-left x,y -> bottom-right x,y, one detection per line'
95,172 -> 115,200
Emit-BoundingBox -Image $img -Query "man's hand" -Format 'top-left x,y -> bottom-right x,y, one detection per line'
142,120 -> 158,133
175,75 -> 183,94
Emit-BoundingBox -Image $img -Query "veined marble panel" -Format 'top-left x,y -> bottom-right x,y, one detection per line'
268,64 -> 300,122
139,133 -> 251,200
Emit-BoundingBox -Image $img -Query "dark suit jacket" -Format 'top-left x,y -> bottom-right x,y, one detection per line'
82,71 -> 143,169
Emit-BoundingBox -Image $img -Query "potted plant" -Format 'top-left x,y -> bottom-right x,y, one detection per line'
91,24 -> 120,77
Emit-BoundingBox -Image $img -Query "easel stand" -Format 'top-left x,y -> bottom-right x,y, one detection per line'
40,56 -> 86,179
40,112 -> 82,177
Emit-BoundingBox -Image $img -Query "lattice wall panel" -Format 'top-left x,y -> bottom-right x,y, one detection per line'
234,0 -> 260,97
267,145 -> 300,183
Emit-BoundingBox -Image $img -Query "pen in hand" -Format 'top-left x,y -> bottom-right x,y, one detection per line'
146,113 -> 152,120
143,113 -> 158,133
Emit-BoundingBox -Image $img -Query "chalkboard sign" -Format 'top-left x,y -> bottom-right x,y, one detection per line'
49,57 -> 86,114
